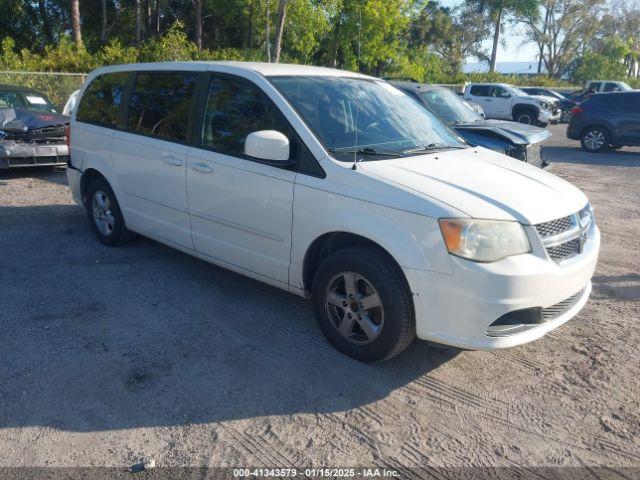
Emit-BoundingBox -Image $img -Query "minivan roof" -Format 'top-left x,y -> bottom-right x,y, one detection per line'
88,61 -> 377,80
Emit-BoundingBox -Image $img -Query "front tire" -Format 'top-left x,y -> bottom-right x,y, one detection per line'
312,246 -> 415,362
580,126 -> 610,153
514,108 -> 537,125
86,177 -> 133,246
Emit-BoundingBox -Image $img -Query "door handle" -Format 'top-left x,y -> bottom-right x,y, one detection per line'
161,153 -> 183,166
190,162 -> 213,174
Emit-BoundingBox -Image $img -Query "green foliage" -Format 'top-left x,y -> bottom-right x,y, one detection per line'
1,0 -> 638,96
570,52 -> 628,85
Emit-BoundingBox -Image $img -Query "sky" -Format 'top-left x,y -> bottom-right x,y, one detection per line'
439,0 -> 541,64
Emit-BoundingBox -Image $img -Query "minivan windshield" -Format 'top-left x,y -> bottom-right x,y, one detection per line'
269,76 -> 466,160
415,88 -> 480,124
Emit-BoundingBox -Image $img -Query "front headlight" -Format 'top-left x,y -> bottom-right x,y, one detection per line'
438,219 -> 531,262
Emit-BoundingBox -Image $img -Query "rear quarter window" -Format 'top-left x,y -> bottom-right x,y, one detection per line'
76,72 -> 129,127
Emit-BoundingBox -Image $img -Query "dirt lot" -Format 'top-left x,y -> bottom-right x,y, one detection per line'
1,124 -> 639,472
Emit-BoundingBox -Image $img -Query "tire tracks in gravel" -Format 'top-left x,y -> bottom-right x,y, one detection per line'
220,423 -> 309,467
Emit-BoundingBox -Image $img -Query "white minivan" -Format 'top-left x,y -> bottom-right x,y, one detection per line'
67,62 -> 600,361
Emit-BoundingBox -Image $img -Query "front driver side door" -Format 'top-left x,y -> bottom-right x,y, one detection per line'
186,74 -> 296,286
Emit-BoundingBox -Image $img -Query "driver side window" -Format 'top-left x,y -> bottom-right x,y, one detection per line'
200,76 -> 291,157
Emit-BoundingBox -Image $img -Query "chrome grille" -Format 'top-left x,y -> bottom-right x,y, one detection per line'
535,205 -> 593,263
535,215 -> 574,238
546,238 -> 580,260
541,288 -> 585,320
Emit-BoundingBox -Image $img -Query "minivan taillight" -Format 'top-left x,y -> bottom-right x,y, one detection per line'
571,106 -> 583,115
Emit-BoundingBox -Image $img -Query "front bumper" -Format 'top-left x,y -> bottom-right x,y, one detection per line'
0,142 -> 69,168
539,108 -> 561,124
404,225 -> 600,350
566,123 -> 581,140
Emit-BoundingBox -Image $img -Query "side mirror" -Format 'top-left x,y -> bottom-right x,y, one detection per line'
245,130 -> 290,162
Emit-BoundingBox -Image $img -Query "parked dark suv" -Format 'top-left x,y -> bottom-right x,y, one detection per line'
567,92 -> 640,152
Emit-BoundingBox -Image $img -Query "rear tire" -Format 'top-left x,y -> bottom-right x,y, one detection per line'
580,126 -> 610,153
312,246 -> 415,362
85,177 -> 133,246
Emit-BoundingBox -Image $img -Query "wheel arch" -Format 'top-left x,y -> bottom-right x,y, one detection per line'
302,231 -> 410,295
80,168 -> 108,206
512,103 -> 539,119
579,122 -> 613,141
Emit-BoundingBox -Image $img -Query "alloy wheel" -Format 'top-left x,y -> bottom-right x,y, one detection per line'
517,113 -> 533,124
92,190 -> 115,236
584,130 -> 605,151
325,271 -> 384,344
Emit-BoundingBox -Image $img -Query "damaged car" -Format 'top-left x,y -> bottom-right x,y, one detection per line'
390,82 -> 551,168
0,85 -> 69,169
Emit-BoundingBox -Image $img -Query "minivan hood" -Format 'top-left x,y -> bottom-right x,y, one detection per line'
359,147 -> 587,225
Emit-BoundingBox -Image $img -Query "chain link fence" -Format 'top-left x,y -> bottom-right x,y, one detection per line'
0,71 -> 87,111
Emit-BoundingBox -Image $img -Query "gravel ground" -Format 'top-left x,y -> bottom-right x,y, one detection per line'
0,124 -> 639,473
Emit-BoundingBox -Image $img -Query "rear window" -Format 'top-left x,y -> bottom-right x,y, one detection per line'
127,72 -> 198,143
76,73 -> 128,127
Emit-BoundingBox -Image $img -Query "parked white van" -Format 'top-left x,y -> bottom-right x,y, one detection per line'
67,62 -> 600,361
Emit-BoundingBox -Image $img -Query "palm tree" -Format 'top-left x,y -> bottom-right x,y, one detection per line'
468,0 -> 539,72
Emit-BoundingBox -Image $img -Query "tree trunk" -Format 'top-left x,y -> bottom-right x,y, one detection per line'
193,0 -> 203,50
537,5 -> 550,73
135,0 -> 142,45
71,0 -> 82,47
145,0 -> 152,37
38,0 -> 54,44
100,0 -> 107,44
489,6 -> 502,73
154,0 -> 160,36
247,1 -> 254,47
273,0 -> 287,63
265,1 -> 271,62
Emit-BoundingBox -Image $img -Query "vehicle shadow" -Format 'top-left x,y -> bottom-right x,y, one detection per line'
0,204 -> 460,433
592,273 -> 640,302
543,146 -> 640,167
0,166 -> 68,186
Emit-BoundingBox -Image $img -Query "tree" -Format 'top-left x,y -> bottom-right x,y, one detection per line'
100,0 -> 107,44
520,0 -> 603,77
265,0 -> 271,61
135,0 -> 142,45
273,0 -> 287,63
408,1 -> 464,75
71,0 -> 82,47
38,0 -> 54,44
593,0 -> 640,77
193,0 -> 203,50
466,0 -> 539,72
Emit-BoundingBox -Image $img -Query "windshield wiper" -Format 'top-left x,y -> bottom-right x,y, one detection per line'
328,146 -> 403,157
402,144 -> 468,154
